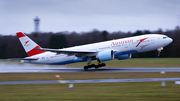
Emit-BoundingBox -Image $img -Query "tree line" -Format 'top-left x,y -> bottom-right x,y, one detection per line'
0,27 -> 180,59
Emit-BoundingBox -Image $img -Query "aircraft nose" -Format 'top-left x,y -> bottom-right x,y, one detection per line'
163,37 -> 173,46
168,37 -> 173,44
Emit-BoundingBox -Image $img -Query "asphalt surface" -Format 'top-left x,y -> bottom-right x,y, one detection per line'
1,67 -> 180,73
1,60 -> 180,73
0,78 -> 180,85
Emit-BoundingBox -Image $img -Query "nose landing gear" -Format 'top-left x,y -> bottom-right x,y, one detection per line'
157,47 -> 163,56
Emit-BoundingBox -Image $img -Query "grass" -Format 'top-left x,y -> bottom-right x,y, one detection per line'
0,72 -> 180,81
0,82 -> 180,101
0,72 -> 179,100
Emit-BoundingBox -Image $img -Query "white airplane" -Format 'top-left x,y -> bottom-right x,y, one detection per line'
11,32 -> 173,70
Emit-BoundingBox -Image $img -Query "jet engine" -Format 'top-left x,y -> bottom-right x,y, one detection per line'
116,54 -> 132,60
96,50 -> 114,61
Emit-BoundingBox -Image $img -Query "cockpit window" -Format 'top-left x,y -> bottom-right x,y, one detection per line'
163,37 -> 168,39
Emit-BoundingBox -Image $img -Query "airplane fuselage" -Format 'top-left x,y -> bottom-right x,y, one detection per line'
21,34 -> 172,65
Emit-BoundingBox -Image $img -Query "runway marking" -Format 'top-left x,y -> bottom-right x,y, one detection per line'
58,80 -> 68,84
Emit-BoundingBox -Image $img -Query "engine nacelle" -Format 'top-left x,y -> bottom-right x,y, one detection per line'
116,54 -> 132,60
96,50 -> 114,61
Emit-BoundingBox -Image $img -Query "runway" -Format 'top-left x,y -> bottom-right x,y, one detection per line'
1,60 -> 180,73
1,67 -> 180,73
0,78 -> 180,85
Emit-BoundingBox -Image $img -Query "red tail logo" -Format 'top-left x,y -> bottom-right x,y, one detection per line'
24,40 -> 30,46
136,38 -> 148,47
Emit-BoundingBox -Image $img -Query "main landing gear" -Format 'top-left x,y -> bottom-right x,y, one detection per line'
84,58 -> 106,70
84,63 -> 106,70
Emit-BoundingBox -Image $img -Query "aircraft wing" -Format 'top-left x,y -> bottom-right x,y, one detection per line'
37,48 -> 97,57
37,48 -> 97,53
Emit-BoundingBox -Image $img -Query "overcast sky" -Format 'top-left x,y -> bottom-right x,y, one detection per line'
0,0 -> 180,35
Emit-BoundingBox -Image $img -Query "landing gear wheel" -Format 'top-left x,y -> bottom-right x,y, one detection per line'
84,63 -> 106,70
90,64 -> 96,67
95,65 -> 99,69
101,63 -> 106,66
84,66 -> 88,70
98,64 -> 102,67
158,51 -> 161,56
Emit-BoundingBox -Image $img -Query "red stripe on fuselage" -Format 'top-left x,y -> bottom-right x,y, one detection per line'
16,32 -> 26,38
27,46 -> 46,56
